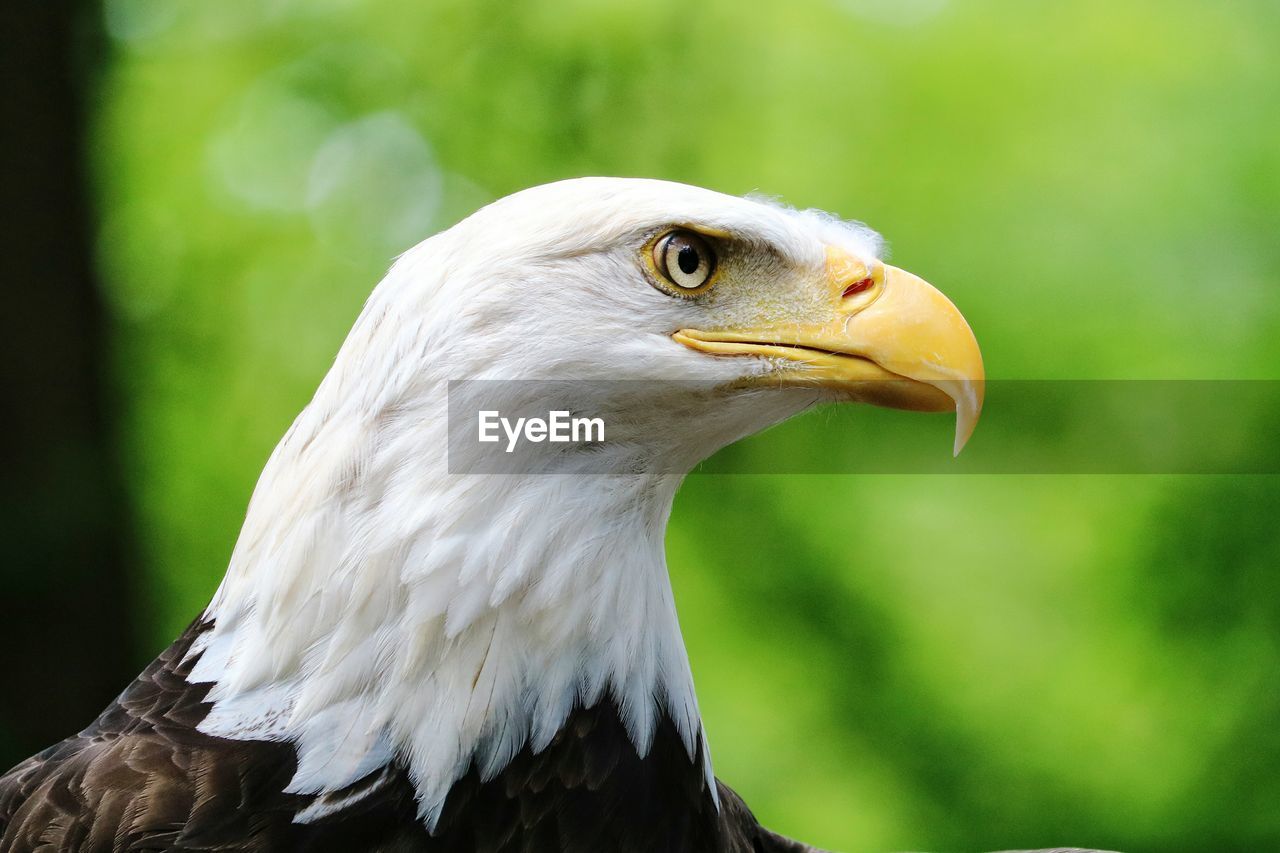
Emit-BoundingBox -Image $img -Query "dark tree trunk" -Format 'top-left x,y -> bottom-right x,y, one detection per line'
0,1 -> 137,768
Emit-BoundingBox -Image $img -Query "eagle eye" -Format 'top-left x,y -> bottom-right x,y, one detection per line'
653,230 -> 716,292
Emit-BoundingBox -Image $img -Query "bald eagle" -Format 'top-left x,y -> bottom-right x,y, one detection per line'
1,179 -> 985,852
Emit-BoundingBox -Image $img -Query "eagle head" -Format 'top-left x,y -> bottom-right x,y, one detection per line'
404,178 -> 981,466
189,177 -> 983,827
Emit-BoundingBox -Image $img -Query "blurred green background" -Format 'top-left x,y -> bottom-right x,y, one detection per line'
4,0 -> 1280,850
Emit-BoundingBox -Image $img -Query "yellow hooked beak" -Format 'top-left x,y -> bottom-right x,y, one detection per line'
673,247 -> 985,455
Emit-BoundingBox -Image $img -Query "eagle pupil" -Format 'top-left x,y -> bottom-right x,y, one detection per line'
677,245 -> 700,275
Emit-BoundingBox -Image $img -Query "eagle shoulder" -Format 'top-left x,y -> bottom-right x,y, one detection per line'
0,620 -> 305,852
0,618 -> 806,853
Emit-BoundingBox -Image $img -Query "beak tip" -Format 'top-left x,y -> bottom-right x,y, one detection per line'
950,383 -> 983,458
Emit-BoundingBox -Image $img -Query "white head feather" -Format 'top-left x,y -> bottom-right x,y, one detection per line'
185,177 -> 884,827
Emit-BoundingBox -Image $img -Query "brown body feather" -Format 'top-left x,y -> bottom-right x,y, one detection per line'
0,621 -> 816,853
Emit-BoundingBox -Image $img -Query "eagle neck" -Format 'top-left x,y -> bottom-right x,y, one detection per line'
189,409 -> 711,827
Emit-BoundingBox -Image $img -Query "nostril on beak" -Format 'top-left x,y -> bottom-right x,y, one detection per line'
842,277 -> 874,299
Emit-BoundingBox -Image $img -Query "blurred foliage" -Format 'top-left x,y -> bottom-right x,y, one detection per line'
86,0 -> 1280,849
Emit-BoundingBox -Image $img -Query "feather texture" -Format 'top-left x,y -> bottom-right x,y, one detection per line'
0,620 -> 817,852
